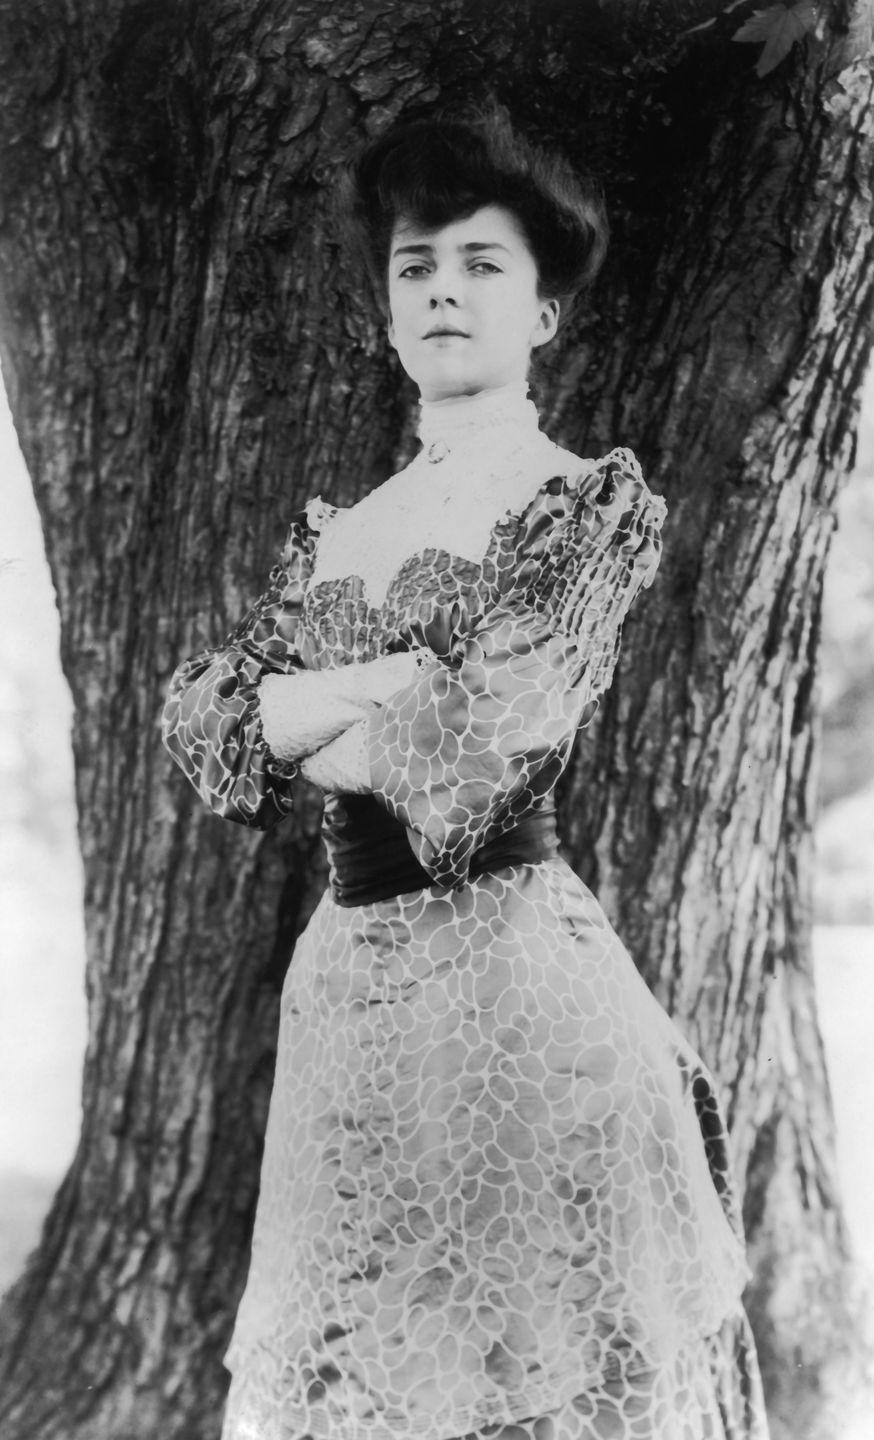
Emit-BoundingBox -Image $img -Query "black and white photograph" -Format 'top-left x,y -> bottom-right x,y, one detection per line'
1,4 -> 873,1438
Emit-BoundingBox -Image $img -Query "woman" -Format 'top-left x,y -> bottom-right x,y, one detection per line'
163,114 -> 768,1440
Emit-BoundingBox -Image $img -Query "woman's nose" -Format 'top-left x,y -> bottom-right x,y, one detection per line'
427,268 -> 461,306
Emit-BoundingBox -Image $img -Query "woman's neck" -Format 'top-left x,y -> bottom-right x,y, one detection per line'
417,380 -> 540,453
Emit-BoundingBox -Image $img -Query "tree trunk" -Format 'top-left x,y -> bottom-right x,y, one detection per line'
0,3 -> 871,1437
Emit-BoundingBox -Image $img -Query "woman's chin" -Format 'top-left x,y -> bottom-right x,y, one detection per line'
415,365 -> 516,402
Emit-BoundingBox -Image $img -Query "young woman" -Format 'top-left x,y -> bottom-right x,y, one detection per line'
163,115 -> 768,1440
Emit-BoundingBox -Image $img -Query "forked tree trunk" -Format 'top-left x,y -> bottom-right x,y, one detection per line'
0,3 -> 872,1438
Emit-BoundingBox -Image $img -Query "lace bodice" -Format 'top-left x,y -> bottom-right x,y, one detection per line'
307,383 -> 638,610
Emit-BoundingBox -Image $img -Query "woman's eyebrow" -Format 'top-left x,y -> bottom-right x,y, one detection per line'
391,240 -> 512,258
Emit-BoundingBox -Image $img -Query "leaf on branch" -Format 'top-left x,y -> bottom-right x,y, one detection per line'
732,2 -> 819,76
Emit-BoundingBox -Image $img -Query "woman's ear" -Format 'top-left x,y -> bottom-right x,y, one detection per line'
386,309 -> 397,350
531,298 -> 560,349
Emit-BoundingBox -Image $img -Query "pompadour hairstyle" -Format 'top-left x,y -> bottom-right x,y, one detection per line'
338,108 -> 609,322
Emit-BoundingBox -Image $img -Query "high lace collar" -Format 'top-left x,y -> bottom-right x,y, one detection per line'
417,381 -> 542,458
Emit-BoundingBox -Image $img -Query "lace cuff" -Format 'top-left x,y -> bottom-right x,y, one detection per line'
300,721 -> 371,794
258,651 -> 435,762
260,673 -> 371,760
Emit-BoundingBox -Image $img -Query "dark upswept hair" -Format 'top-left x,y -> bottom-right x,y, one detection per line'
339,109 -> 609,323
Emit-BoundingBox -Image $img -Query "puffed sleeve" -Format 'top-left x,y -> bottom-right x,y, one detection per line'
367,448 -> 667,888
161,513 -> 314,829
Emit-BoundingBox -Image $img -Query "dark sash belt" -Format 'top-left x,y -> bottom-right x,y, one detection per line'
323,793 -> 559,907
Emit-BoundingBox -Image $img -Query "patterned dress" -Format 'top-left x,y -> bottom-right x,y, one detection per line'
163,387 -> 768,1440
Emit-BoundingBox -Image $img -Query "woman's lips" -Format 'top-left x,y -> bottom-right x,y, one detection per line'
423,327 -> 469,339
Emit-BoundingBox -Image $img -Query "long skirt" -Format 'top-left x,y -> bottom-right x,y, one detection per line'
220,858 -> 768,1440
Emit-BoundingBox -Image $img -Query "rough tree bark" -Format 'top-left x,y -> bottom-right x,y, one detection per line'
0,2 -> 871,1438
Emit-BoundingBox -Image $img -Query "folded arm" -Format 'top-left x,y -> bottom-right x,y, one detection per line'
162,513 -> 431,827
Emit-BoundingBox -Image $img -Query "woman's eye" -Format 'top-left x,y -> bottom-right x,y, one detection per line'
470,261 -> 501,275
399,264 -> 429,279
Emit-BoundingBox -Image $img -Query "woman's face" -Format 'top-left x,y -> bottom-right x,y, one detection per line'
386,204 -> 559,401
